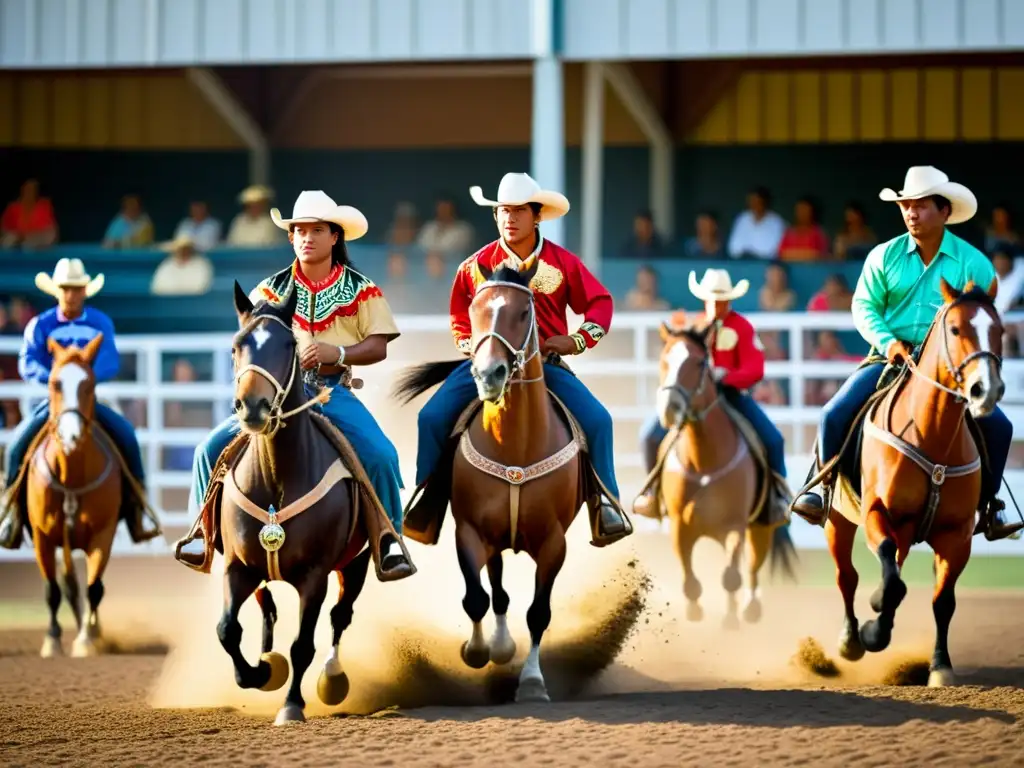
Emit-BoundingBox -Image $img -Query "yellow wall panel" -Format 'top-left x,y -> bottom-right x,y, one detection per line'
858,71 -> 886,141
17,77 -> 50,147
922,68 -> 956,140
111,77 -> 145,148
692,90 -> 733,144
734,72 -> 762,144
792,72 -> 822,143
0,75 -> 15,145
762,73 -> 790,143
144,76 -> 186,148
889,69 -> 920,140
51,77 -> 83,147
824,71 -> 854,142
996,68 -> 1024,140
82,77 -> 112,148
960,68 -> 992,141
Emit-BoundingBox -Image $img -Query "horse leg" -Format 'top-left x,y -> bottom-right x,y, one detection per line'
859,501 -> 908,653
73,524 -> 116,658
456,525 -> 492,669
254,582 -> 278,655
826,510 -> 864,661
927,528 -> 971,687
721,528 -> 745,630
60,546 -> 83,640
671,516 -> 703,622
517,533 -> 567,704
217,560 -> 289,692
34,538 -> 63,658
742,524 -> 773,624
275,569 -> 330,726
318,549 -> 372,707
487,553 -> 516,665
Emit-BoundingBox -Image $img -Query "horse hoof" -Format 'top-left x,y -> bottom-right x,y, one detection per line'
858,619 -> 891,653
273,705 -> 306,726
40,636 -> 62,658
515,677 -> 550,704
460,641 -> 490,670
838,635 -> 866,662
686,602 -> 704,622
722,567 -> 742,593
489,638 -> 517,666
259,652 -> 290,692
722,613 -> 741,631
928,667 -> 957,687
742,599 -> 763,624
317,669 -> 350,706
71,637 -> 98,658
869,576 -> 907,615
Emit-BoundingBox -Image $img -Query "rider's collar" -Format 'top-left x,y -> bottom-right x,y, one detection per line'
905,229 -> 958,262
498,233 -> 544,265
292,260 -> 343,291
56,307 -> 88,324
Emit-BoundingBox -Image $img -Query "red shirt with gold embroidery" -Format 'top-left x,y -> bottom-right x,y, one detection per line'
709,310 -> 765,391
450,238 -> 613,354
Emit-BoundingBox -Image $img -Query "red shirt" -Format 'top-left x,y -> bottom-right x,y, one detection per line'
778,225 -> 829,260
1,198 -> 56,236
709,310 -> 765,391
450,238 -> 613,354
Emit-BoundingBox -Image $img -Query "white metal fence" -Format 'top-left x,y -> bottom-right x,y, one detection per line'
1,311 -> 1022,558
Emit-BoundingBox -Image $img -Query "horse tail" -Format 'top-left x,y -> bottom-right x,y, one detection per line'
769,524 -> 799,583
392,359 -> 465,405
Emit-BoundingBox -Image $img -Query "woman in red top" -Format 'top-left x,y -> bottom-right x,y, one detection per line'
1,179 -> 57,249
778,196 -> 828,261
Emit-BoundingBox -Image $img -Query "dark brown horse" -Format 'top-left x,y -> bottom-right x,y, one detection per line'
210,283 -> 372,725
827,279 -> 1005,686
28,336 -> 122,658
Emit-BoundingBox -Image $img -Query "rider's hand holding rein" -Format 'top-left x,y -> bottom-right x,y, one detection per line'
300,341 -> 342,369
541,334 -> 580,357
886,339 -> 913,364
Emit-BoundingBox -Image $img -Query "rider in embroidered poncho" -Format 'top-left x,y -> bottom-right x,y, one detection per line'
176,191 -> 413,579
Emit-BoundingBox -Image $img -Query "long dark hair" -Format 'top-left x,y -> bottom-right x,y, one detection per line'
289,222 -> 353,268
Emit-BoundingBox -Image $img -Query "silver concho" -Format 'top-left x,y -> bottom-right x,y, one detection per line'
259,505 -> 286,552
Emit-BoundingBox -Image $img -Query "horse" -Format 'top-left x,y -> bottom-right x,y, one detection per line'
394,256 -> 591,703
826,278 -> 1005,686
209,282 -> 374,725
653,319 -> 797,627
28,335 -> 122,658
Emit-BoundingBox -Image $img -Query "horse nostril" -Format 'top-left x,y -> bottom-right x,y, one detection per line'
492,363 -> 507,381
233,398 -> 242,412
970,381 -> 984,400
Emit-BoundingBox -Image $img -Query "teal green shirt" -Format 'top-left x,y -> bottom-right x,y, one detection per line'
852,230 -> 996,353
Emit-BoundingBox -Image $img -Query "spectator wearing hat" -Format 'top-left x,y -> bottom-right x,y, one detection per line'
151,235 -> 214,296
226,185 -> 284,247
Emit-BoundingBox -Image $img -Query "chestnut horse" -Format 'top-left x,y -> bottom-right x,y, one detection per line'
28,336 -> 122,658
828,279 -> 1005,686
654,320 -> 796,627
394,257 -> 589,703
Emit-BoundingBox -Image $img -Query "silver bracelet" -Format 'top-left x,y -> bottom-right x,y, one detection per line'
336,345 -> 346,365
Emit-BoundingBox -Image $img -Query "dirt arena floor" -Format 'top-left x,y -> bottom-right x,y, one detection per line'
1,526 -> 1022,767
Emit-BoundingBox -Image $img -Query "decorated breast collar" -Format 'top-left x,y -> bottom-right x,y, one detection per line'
255,261 -> 383,334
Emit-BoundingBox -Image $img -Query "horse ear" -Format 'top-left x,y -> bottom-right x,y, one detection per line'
659,322 -> 672,342
82,333 -> 104,364
521,254 -> 540,284
939,278 -> 961,304
47,337 -> 65,359
986,277 -> 999,301
233,280 -> 254,318
477,261 -> 493,282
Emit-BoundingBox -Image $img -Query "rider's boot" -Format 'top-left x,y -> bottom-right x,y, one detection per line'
791,458 -> 833,526
975,499 -> 1024,541
589,494 -> 632,548
379,532 -> 413,578
123,492 -> 162,544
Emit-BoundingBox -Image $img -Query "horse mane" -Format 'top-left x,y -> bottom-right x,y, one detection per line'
953,285 -> 996,308
665,321 -> 712,352
393,359 -> 465,405
488,263 -> 533,288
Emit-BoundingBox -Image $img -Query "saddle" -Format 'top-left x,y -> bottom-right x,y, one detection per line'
182,411 -> 414,582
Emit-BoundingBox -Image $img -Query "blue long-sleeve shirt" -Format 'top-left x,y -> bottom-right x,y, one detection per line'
18,307 -> 120,384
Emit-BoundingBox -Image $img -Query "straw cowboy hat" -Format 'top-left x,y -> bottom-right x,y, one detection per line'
35,258 -> 105,298
688,268 -> 749,303
162,234 -> 197,253
239,185 -> 273,205
469,173 -> 570,222
270,190 -> 368,241
879,165 -> 977,225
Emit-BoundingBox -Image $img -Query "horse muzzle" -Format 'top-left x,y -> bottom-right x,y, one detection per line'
965,364 -> 1004,419
235,396 -> 273,434
471,360 -> 509,402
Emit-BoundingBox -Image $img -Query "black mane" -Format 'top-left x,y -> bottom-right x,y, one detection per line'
955,285 -> 995,308
488,263 -> 533,288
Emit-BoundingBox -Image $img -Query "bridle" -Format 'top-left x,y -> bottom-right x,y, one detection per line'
658,337 -> 719,426
469,280 -> 543,394
47,360 -> 96,449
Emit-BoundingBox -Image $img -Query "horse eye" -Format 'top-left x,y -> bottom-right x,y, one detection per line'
520,309 -> 529,321
950,326 -> 960,336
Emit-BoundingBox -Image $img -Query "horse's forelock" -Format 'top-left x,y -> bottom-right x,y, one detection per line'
489,263 -> 533,288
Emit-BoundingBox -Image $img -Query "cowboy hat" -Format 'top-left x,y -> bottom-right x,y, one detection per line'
270,191 -> 368,241
879,165 -> 977,225
469,173 -> 570,222
161,234 -> 197,253
35,258 -> 105,298
688,268 -> 749,302
239,184 -> 273,204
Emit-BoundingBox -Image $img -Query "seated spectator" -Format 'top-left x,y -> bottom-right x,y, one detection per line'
994,250 -> 1024,313
417,196 -> 474,259
807,274 -> 853,312
778,197 -> 829,261
6,297 -> 35,333
387,202 -> 420,253
620,210 -> 665,259
833,201 -> 877,260
1,179 -> 57,249
758,262 -> 796,311
985,204 -> 1019,254
727,186 -> 786,260
624,265 -> 669,311
102,194 -> 154,248
226,185 -> 283,247
683,211 -> 723,259
151,235 -> 214,296
807,330 -> 860,406
173,201 -> 222,252
753,380 -> 787,406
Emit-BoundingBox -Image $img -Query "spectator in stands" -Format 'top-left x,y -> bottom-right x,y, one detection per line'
1,179 -> 58,249
753,380 -> 786,406
0,302 -> 13,335
985,204 -> 1019,255
682,210 -> 722,259
387,202 -> 420,252
173,200 -> 222,252
620,210 -> 665,259
778,196 -> 830,261
226,185 -> 283,247
993,249 -> 1024,313
806,330 -> 859,406
102,194 -> 154,249
807,273 -> 853,312
833,201 -> 877,260
6,297 -> 35,332
624,265 -> 669,311
726,186 -> 786,260
758,262 -> 796,311
150,235 -> 214,296
417,196 -> 474,259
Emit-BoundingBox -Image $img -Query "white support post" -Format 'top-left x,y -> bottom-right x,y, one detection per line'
186,67 -> 269,186
602,63 -> 675,240
530,0 -> 565,246
581,61 -> 605,274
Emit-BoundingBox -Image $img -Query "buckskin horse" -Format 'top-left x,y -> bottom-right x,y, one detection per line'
192,283 -> 399,725
394,257 -> 606,703
649,318 -> 797,628
25,336 -> 122,658
814,279 -> 1006,686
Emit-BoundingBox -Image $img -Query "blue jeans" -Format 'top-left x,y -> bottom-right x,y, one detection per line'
3,400 -> 146,486
415,360 -> 621,500
639,389 -> 787,478
819,363 -> 1012,493
189,383 -> 404,531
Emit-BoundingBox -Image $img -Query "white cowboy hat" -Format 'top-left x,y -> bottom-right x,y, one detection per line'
270,190 -> 368,241
161,234 -> 197,253
688,268 -> 749,302
35,258 -> 105,298
469,173 -> 570,222
239,184 -> 273,205
879,165 -> 977,225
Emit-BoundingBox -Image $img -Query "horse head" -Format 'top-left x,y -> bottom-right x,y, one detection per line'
930,277 -> 1005,418
231,280 -> 300,435
656,314 -> 717,429
468,256 -> 540,402
46,334 -> 103,456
